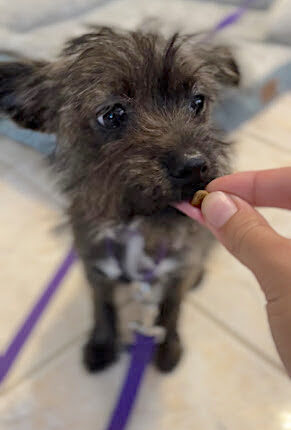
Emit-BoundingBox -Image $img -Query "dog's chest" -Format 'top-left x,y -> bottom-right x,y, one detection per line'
93,223 -> 183,343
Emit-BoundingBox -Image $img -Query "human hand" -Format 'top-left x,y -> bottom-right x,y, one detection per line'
201,167 -> 291,376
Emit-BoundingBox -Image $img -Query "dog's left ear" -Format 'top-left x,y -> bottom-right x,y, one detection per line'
0,60 -> 58,132
202,45 -> 240,87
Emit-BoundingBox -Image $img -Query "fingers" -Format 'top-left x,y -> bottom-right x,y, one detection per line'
207,167 -> 291,210
201,191 -> 291,300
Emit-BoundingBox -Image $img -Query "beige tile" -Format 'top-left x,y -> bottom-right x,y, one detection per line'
1,303 -> 291,430
2,167 -> 64,212
0,136 -> 64,209
231,130 -> 291,173
0,136 -> 41,167
236,92 -> 291,153
188,245 -> 282,368
259,206 -> 291,239
0,181 -> 90,390
157,303 -> 291,430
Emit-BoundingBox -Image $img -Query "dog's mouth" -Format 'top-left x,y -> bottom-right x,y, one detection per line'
124,180 -> 211,220
162,184 -> 207,219
178,182 -> 209,202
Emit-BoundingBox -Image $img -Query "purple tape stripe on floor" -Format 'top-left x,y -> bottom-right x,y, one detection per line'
213,0 -> 257,33
0,248 -> 77,386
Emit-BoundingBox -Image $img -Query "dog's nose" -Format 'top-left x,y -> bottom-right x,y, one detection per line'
165,154 -> 208,185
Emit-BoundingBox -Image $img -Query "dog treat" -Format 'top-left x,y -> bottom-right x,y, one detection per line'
191,190 -> 209,207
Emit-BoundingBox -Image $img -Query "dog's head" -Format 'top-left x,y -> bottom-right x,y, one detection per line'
0,28 -> 239,223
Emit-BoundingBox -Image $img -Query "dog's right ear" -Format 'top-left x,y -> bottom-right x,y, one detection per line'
197,44 -> 240,87
0,60 -> 58,133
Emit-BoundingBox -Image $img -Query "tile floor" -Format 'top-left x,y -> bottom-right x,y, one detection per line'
0,95 -> 291,430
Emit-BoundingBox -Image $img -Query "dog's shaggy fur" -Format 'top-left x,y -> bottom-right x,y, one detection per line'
0,28 -> 239,372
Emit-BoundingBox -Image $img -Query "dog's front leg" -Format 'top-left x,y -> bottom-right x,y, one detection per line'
83,275 -> 119,372
154,282 -> 184,373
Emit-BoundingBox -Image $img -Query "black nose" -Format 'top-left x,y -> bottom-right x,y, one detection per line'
165,153 -> 208,185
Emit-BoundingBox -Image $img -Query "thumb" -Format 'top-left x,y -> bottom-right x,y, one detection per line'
201,192 -> 288,299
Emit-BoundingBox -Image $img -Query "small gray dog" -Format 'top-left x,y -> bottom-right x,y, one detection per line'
0,28 -> 239,372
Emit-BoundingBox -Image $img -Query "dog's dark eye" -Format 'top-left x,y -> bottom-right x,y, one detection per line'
97,104 -> 127,129
190,95 -> 205,115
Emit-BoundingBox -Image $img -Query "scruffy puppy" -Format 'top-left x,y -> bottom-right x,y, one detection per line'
0,28 -> 239,372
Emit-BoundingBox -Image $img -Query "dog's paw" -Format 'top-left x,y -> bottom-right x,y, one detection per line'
154,334 -> 183,373
83,338 -> 118,372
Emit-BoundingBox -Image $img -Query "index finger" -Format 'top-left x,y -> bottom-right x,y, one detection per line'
207,167 -> 291,210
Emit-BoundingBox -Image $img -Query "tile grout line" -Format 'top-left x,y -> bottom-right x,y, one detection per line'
187,297 -> 286,376
0,330 -> 89,398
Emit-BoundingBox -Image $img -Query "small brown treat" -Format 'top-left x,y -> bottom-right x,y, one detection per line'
191,190 -> 209,207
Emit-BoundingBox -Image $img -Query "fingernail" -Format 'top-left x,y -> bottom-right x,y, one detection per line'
201,191 -> 238,228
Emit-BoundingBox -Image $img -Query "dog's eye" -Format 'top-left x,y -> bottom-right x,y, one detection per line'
97,104 -> 127,129
190,95 -> 205,115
